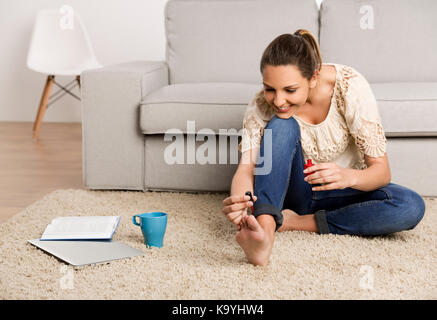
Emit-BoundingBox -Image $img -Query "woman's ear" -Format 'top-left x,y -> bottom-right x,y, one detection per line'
309,69 -> 319,89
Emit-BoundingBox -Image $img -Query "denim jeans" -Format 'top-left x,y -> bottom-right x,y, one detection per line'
253,115 -> 426,235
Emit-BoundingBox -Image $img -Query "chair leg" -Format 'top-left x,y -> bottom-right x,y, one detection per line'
76,75 -> 81,89
33,75 -> 55,140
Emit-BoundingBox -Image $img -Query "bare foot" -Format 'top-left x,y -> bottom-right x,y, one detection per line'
278,209 -> 319,233
277,209 -> 299,232
236,215 -> 274,266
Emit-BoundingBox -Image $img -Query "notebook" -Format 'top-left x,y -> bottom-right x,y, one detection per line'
40,216 -> 121,240
28,239 -> 145,266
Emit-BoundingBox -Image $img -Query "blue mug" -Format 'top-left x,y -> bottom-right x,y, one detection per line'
132,212 -> 168,248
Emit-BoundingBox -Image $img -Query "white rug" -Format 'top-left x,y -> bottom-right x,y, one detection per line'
0,189 -> 436,299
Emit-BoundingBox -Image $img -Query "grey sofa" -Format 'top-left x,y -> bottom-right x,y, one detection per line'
82,0 -> 437,196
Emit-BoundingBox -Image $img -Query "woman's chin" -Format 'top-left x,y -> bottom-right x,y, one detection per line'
276,112 -> 294,119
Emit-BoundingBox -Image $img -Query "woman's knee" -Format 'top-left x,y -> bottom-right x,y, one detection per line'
403,189 -> 426,229
389,184 -> 426,230
265,115 -> 301,141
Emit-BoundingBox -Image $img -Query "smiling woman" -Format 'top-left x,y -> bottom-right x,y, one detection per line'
221,29 -> 426,267
258,30 -> 325,120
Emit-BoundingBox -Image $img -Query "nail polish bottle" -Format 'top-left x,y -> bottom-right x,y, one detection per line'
304,159 -> 314,178
244,191 -> 254,215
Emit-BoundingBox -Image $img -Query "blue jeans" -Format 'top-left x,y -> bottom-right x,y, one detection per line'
253,115 -> 426,235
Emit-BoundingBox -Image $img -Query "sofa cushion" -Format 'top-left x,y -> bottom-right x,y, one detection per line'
140,83 -> 261,135
165,0 -> 319,84
372,82 -> 437,137
320,0 -> 437,82
141,81 -> 437,137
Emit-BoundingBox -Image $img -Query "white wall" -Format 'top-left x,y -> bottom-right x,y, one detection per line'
0,0 -> 169,122
0,0 -> 323,123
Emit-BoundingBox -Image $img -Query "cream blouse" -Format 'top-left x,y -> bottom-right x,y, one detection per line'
238,63 -> 387,170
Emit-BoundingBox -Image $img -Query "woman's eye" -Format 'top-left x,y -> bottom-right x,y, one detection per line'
264,89 -> 296,93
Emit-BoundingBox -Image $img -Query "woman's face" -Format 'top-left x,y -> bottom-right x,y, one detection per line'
262,64 -> 317,119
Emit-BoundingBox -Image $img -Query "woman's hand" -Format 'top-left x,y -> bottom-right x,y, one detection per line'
222,194 -> 257,228
303,162 -> 357,191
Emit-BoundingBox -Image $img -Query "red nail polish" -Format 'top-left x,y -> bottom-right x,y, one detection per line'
304,159 -> 314,178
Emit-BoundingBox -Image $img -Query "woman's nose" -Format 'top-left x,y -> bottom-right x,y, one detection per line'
274,93 -> 286,106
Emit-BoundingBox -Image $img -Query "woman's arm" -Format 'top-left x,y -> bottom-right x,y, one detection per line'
349,153 -> 391,192
337,66 -> 389,192
231,149 -> 258,196
222,149 -> 258,226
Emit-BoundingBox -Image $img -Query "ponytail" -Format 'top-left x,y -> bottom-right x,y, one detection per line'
294,29 -> 322,73
260,29 -> 322,80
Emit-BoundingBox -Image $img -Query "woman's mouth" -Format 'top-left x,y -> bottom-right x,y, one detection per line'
276,105 -> 291,112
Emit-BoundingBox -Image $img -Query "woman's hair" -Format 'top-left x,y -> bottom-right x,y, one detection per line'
259,29 -> 322,80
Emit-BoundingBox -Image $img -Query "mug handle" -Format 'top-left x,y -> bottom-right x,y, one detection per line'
132,215 -> 140,226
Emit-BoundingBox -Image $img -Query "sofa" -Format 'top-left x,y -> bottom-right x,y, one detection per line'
81,0 -> 437,196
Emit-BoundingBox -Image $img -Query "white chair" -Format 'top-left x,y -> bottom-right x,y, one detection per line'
27,8 -> 101,140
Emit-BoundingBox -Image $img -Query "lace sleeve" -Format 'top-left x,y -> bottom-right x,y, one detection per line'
239,90 -> 274,153
342,67 -> 387,158
238,109 -> 265,154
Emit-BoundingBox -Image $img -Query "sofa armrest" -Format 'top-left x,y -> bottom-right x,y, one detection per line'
81,61 -> 169,190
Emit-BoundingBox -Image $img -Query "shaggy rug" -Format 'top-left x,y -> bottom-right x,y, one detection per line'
0,189 -> 436,300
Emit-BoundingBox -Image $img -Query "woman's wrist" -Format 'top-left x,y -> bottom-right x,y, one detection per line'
347,168 -> 360,189
348,165 -> 388,191
230,168 -> 254,197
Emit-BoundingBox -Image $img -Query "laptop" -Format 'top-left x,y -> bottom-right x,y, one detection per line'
28,239 -> 145,267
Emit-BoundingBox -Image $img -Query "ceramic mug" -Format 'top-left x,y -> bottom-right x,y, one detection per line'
132,212 -> 167,248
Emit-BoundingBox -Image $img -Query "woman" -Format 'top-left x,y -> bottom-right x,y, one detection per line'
222,29 -> 425,266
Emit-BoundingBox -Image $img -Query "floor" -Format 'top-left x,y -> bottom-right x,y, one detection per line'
0,122 -> 83,223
